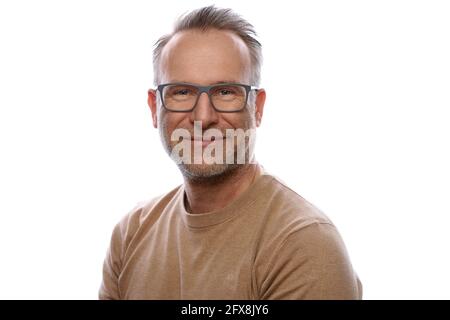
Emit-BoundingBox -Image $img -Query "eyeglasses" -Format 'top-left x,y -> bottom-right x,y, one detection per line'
157,82 -> 259,113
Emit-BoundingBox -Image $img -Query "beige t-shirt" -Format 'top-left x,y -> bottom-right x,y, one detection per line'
99,170 -> 362,299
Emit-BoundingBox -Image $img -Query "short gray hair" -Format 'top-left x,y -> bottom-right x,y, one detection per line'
152,5 -> 262,87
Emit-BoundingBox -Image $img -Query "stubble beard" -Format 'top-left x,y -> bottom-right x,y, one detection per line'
158,111 -> 256,182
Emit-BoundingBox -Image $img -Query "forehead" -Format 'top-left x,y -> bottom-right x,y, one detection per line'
159,29 -> 252,85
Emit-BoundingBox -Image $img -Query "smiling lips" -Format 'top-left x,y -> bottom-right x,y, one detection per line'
190,137 -> 224,147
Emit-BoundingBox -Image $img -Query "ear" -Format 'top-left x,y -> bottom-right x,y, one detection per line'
254,88 -> 266,127
147,89 -> 158,128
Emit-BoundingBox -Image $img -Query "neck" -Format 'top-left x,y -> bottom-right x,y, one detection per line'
183,163 -> 262,214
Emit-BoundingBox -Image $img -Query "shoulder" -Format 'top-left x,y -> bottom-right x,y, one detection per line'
253,173 -> 361,299
113,185 -> 182,250
267,176 -> 352,264
257,221 -> 362,299
253,173 -> 343,256
256,173 -> 334,240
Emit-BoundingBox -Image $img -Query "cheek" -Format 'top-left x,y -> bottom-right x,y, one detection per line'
160,112 -> 189,135
222,110 -> 255,129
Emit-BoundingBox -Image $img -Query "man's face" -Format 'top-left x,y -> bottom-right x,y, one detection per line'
148,29 -> 265,180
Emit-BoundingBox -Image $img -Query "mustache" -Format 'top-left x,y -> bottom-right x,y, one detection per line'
178,126 -> 236,137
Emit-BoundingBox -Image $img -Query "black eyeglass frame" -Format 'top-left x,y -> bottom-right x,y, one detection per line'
156,82 -> 259,113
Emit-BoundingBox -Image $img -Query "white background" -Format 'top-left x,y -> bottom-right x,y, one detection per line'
0,0 -> 449,299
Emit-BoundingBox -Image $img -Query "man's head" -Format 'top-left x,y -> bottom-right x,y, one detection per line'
148,6 -> 266,181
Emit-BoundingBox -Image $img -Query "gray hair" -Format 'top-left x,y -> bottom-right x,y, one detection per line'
152,5 -> 262,87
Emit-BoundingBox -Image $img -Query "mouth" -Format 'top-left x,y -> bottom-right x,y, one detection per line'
190,137 -> 224,147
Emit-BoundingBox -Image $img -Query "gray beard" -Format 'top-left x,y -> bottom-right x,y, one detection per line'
157,106 -> 256,182
160,124 -> 251,181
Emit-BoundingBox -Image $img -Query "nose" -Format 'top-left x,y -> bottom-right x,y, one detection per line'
189,91 -> 219,129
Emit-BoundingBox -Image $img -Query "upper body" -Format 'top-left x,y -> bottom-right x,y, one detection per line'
99,5 -> 362,300
99,168 -> 362,299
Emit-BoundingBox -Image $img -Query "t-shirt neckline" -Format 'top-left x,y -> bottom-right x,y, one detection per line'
177,169 -> 272,229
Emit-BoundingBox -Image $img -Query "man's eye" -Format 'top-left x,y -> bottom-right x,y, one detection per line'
174,89 -> 189,95
220,90 -> 233,95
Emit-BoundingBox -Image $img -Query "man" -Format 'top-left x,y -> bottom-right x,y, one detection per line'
99,5 -> 362,300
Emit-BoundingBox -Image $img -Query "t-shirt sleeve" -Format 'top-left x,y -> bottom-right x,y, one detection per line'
258,222 -> 362,300
98,222 -> 124,300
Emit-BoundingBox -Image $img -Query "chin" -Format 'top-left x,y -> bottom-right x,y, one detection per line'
178,163 -> 239,180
